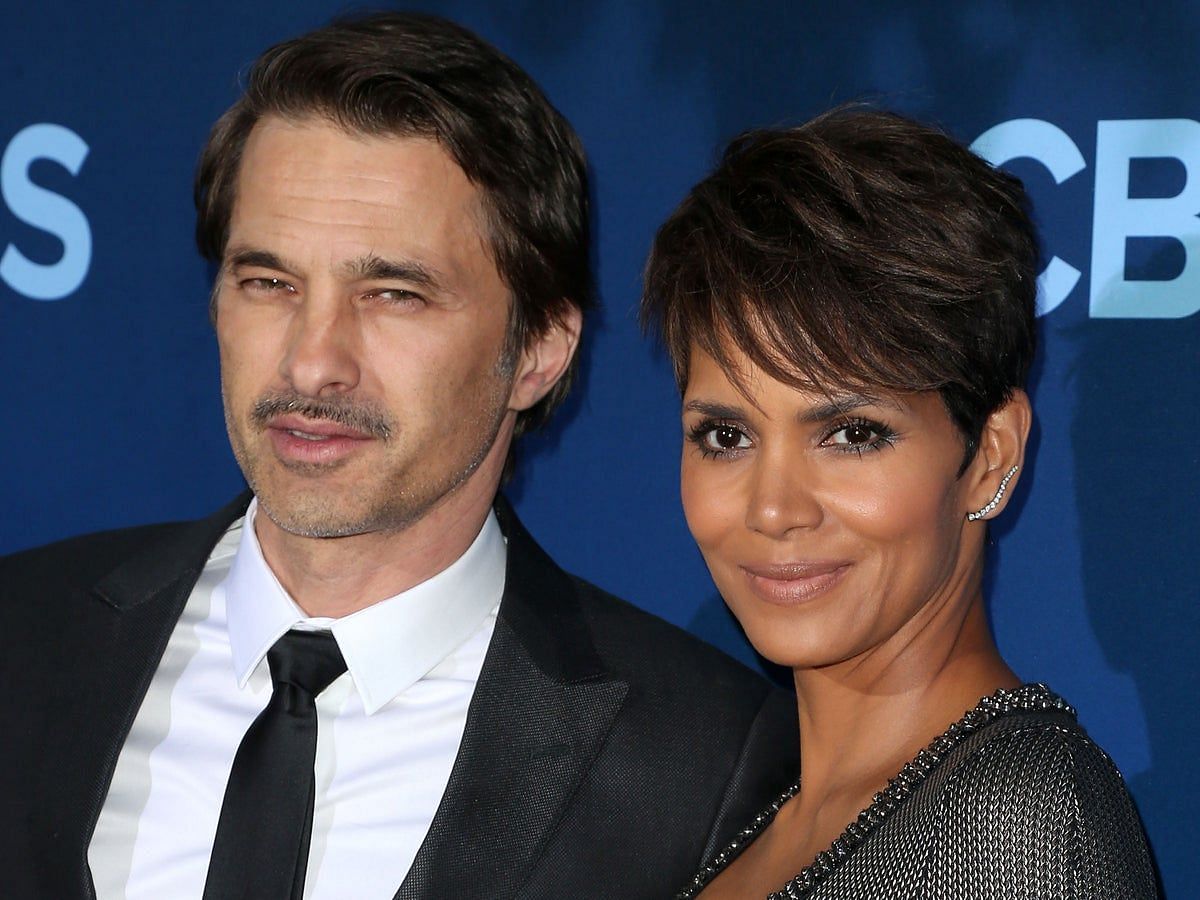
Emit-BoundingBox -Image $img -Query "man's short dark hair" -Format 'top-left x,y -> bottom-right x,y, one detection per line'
195,11 -> 592,435
641,105 -> 1039,467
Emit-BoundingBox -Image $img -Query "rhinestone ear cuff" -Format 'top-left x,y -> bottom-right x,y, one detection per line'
967,464 -> 1019,521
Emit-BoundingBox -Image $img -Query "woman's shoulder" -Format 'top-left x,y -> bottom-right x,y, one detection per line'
680,685 -> 1159,899
940,700 -> 1121,799
908,691 -> 1159,897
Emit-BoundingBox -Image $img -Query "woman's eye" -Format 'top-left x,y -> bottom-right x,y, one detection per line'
830,423 -> 877,445
824,419 -> 897,453
706,425 -> 751,452
687,419 -> 752,458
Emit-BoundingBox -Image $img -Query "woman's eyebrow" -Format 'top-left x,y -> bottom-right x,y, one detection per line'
685,393 -> 906,423
797,393 -> 905,424
683,400 -> 747,419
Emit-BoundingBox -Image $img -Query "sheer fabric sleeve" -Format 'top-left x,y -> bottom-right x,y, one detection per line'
916,721 -> 1158,900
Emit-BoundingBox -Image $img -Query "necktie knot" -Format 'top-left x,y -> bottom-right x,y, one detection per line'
268,629 -> 348,697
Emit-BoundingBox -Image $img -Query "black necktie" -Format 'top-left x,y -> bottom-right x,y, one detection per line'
203,629 -> 347,900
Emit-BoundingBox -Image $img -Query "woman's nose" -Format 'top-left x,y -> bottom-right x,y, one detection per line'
743,453 -> 823,538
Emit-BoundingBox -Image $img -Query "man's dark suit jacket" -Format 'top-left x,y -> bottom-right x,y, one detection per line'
0,494 -> 797,899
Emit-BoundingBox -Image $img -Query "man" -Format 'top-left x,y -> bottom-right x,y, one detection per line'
0,13 -> 795,899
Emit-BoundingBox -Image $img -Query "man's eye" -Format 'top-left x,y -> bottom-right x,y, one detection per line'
371,288 -> 423,306
241,277 -> 294,293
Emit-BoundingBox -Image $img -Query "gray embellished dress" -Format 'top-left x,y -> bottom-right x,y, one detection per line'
677,684 -> 1158,899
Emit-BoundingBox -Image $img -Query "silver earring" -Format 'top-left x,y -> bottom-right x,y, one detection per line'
967,464 -> 1019,521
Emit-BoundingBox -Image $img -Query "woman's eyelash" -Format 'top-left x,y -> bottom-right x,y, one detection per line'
686,418 -> 749,458
685,416 -> 898,459
822,417 -> 898,455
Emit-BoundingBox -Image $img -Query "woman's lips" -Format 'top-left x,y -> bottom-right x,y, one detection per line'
739,561 -> 851,606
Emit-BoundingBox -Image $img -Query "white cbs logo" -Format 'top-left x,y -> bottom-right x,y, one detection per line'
972,118 -> 1200,318
2,118 -> 1199,315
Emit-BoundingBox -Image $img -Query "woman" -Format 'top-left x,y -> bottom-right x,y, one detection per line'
642,108 -> 1158,899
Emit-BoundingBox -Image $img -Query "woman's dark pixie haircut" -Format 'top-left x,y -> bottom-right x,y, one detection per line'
195,11 -> 592,435
641,106 -> 1038,465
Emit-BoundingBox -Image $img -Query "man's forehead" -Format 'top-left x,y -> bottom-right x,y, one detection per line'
239,115 -> 459,183
219,118 -> 508,303
230,118 -> 485,233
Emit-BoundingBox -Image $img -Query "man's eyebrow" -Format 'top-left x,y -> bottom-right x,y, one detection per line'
222,249 -> 446,292
224,247 -> 294,273
337,255 -> 444,290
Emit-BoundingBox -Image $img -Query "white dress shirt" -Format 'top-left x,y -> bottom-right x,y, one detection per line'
89,499 -> 504,899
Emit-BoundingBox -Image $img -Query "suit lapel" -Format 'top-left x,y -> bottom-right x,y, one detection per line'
38,495 -> 250,897
35,492 -> 617,899
395,500 -> 628,900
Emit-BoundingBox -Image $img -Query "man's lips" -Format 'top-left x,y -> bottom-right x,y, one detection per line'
267,414 -> 376,441
265,414 -> 377,465
739,560 -> 851,606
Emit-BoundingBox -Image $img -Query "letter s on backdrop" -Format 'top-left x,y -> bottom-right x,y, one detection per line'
1,123 -> 92,301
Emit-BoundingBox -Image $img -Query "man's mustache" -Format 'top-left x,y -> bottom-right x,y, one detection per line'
250,392 -> 394,440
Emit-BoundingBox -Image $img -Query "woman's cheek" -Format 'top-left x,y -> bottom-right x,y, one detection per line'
688,462 -> 752,543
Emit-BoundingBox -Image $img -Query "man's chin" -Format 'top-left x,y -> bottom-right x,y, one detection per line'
249,479 -> 371,538
252,484 -> 427,541
256,499 -> 374,539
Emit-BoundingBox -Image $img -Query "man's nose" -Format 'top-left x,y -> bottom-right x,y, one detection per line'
277,295 -> 362,397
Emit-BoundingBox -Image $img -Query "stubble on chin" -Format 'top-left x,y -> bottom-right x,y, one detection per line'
231,386 -> 514,542
255,482 -> 410,539
225,335 -> 519,540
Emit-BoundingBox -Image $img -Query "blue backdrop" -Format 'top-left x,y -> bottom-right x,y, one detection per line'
3,2 -> 1196,895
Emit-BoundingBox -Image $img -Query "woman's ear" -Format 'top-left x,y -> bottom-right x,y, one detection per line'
507,305 -> 583,412
964,390 -> 1032,522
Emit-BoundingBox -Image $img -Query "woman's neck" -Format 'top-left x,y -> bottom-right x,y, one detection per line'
791,595 -> 1018,803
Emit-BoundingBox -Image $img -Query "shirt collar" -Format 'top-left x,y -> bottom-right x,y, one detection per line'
219,498 -> 506,714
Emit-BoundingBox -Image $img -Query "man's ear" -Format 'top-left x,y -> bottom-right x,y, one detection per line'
508,305 -> 583,412
964,390 -> 1032,522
